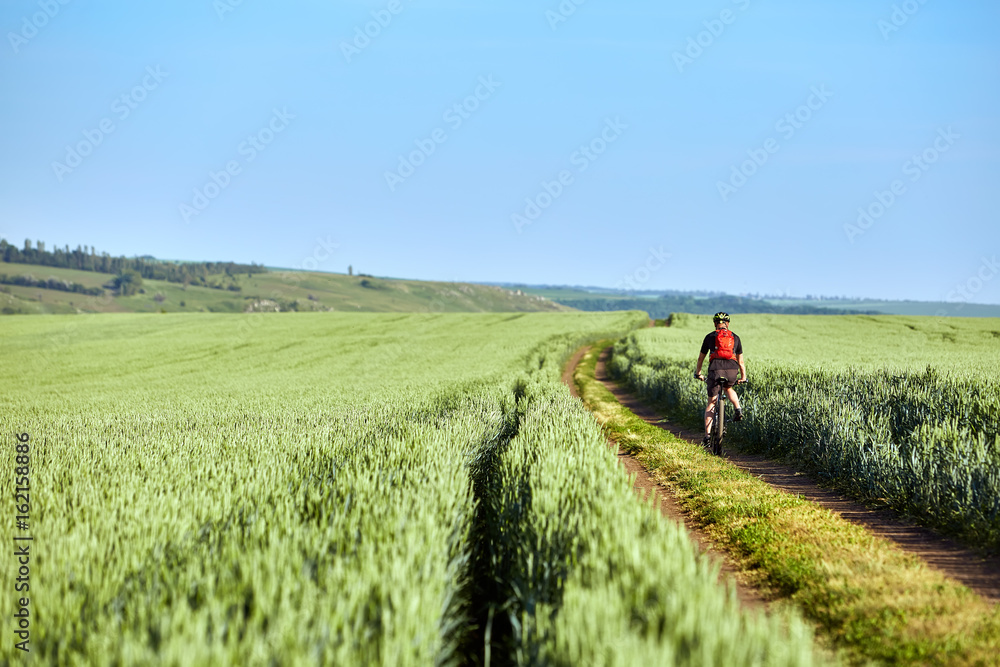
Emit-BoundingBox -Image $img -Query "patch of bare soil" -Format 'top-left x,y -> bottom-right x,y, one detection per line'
562,347 -> 587,399
589,346 -> 1000,603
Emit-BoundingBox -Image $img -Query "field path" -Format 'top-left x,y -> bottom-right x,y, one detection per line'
563,345 -> 769,610
574,345 -> 1000,603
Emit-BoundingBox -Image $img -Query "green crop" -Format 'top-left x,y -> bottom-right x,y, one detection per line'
0,312 -> 826,665
610,313 -> 1000,552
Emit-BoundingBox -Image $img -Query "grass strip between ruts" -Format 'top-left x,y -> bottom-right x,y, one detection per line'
573,342 -> 1000,667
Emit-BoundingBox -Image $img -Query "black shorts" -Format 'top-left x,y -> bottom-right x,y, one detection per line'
707,364 -> 739,398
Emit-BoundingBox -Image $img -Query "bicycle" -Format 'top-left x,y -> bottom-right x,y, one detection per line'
694,374 -> 744,456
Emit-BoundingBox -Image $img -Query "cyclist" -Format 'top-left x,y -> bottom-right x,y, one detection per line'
693,312 -> 746,446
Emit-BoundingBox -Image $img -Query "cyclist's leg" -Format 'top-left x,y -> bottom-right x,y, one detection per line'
704,373 -> 722,437
724,385 -> 740,411
718,367 -> 741,417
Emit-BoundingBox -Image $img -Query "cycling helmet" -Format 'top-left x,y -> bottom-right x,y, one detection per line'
713,312 -> 730,323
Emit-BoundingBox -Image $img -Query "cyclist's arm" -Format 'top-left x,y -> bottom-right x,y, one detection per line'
736,353 -> 746,381
695,352 -> 706,376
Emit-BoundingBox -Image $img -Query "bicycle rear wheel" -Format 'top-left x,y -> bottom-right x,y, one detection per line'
712,396 -> 724,455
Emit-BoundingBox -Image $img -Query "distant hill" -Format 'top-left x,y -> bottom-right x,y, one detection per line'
0,263 -> 570,315
0,237 -> 265,286
510,286 -> 872,318
761,297 -> 1000,318
8,240 -> 995,318
506,285 -> 1000,318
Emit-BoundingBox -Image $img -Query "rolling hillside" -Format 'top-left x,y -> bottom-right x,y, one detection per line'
0,263 -> 570,315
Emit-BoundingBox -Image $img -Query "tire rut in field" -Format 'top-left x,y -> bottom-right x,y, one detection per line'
460,387 -> 522,667
459,379 -> 573,667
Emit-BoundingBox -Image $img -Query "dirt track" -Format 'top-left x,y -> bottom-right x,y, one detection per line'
564,345 -> 1000,604
563,345 -> 768,610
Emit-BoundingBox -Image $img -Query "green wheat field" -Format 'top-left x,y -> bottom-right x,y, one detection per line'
3,311 -> 999,664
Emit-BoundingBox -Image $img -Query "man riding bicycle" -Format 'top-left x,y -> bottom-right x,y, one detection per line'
693,312 -> 746,446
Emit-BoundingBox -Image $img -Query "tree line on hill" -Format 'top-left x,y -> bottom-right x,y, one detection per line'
554,293 -> 875,318
0,238 -> 267,289
0,273 -> 104,296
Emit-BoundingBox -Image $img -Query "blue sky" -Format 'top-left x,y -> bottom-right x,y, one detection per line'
2,0 -> 998,303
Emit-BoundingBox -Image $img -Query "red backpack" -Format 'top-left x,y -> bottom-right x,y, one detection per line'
711,329 -> 736,360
